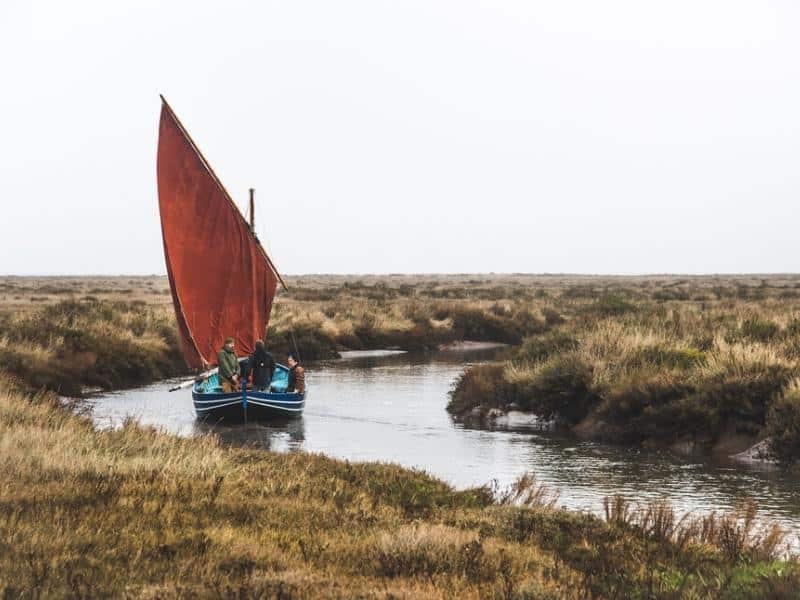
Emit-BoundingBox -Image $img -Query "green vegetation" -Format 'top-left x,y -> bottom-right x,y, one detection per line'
0,275 -> 549,391
2,276 -> 800,595
4,275 -> 800,464
267,282 -> 545,359
0,299 -> 185,396
767,379 -> 800,461
1,377 -> 797,598
448,278 -> 800,463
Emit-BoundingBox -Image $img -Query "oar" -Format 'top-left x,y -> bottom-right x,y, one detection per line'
168,356 -> 249,392
169,367 -> 216,392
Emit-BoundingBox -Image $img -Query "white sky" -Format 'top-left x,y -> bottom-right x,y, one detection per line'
1,0 -> 798,275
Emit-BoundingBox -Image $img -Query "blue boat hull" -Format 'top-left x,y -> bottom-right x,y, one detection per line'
192,390 -> 305,422
192,364 -> 305,422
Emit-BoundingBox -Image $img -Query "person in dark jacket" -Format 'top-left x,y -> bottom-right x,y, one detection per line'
286,353 -> 305,394
217,337 -> 240,393
249,339 -> 275,391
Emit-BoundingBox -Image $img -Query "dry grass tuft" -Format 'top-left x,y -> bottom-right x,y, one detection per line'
603,495 -> 790,563
497,473 -> 559,510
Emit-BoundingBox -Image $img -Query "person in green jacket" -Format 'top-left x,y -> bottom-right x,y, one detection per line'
217,337 -> 241,393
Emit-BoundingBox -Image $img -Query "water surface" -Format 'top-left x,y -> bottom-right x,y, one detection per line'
90,348 -> 800,540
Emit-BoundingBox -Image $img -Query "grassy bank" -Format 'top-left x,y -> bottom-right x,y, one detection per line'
5,275 -> 800,461
0,298 -> 186,396
448,281 -> 800,463
1,377 -> 797,598
0,275 -> 553,393
267,276 -> 553,359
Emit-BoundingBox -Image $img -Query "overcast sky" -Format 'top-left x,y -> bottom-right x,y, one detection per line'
1,1 -> 798,275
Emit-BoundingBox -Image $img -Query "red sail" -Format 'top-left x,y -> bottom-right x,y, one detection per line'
156,99 -> 280,369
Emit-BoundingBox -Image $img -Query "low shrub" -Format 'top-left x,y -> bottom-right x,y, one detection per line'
603,496 -> 788,563
631,346 -> 706,370
450,306 -> 526,344
266,321 -> 339,360
371,524 -> 490,580
584,294 -> 636,317
497,473 -> 559,509
516,330 -> 578,364
741,317 -> 781,343
541,307 -> 564,326
509,354 -> 598,423
447,363 -> 509,413
767,379 -> 800,463
0,300 -> 186,395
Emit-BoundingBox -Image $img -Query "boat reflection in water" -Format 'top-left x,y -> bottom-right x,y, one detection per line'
195,417 -> 306,452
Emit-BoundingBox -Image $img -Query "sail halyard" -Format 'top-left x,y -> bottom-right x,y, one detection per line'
157,96 -> 283,369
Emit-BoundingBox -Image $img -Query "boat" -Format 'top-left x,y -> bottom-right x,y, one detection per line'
191,368 -> 305,421
156,95 -> 305,422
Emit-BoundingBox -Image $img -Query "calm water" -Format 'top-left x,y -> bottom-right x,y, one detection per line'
90,348 -> 800,539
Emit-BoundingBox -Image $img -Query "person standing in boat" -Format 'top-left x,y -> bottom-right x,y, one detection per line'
286,353 -> 305,394
217,337 -> 241,393
249,339 -> 275,392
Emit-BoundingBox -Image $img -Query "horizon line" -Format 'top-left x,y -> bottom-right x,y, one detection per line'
3,272 -> 800,278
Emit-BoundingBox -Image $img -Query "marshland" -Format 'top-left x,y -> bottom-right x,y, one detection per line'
7,273 -> 800,463
2,274 -> 800,597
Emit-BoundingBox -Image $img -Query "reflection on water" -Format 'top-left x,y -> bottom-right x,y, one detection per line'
90,347 -> 800,539
194,418 -> 306,451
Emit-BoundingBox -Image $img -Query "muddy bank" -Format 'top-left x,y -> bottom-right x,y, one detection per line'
454,403 -> 786,465
439,341 -> 508,352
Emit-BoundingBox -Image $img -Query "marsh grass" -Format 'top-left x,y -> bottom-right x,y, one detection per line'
0,299 -> 186,395
496,473 -> 559,509
3,275 -> 800,595
0,275 -> 557,393
5,275 -> 800,460
267,296 -> 547,359
767,378 -> 800,464
1,378 -> 798,598
448,279 -> 800,462
371,524 -> 492,580
603,496 -> 789,563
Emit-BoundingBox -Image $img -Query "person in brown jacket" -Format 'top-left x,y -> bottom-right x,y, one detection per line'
286,353 -> 305,394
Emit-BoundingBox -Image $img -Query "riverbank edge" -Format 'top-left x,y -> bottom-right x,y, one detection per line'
0,296 -> 523,398
452,403 -> 782,465
2,377 -> 798,597
65,341 -> 505,399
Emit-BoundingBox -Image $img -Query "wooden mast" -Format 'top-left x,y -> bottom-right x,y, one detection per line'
249,188 -> 255,232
